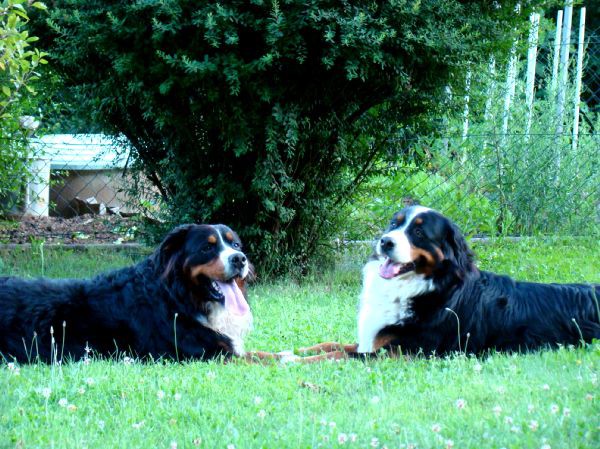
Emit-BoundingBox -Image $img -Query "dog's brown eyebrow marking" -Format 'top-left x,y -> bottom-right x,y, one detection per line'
396,214 -> 405,225
225,232 -> 233,241
208,235 -> 217,244
414,217 -> 423,225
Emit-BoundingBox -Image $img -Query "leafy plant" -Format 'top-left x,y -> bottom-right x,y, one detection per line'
0,0 -> 48,215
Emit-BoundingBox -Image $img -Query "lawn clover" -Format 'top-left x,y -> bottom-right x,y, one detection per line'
58,398 -> 68,407
370,437 -> 379,447
206,371 -> 216,380
67,404 -> 77,412
541,384 -> 550,391
562,407 -> 571,417
455,398 -> 466,409
528,420 -> 539,431
510,426 -> 520,433
473,363 -> 483,373
585,393 -> 594,401
492,405 -> 502,416
192,438 -> 202,446
371,396 -> 381,404
227,444 -> 235,449
157,390 -> 166,400
78,387 -> 86,395
257,409 -> 266,419
174,393 -> 182,401
329,421 -> 337,429
504,416 -> 514,425
337,433 -> 348,444
41,387 -> 52,399
445,439 -> 454,449
132,421 -> 145,429
541,444 -> 551,449
85,377 -> 95,386
253,396 -> 262,405
527,404 -> 535,413
170,441 -> 177,449
550,404 -> 559,414
97,420 -> 105,430
349,433 -> 358,442
431,424 -> 442,433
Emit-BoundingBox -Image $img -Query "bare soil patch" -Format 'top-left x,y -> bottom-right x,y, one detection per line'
0,214 -> 140,245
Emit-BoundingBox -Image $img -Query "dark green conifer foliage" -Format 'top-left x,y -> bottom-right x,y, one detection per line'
41,0 -> 532,275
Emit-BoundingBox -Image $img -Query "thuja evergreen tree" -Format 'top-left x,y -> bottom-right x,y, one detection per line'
39,0 -> 539,274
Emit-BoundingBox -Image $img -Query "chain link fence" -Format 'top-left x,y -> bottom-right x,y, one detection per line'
0,6 -> 598,246
345,8 -> 599,241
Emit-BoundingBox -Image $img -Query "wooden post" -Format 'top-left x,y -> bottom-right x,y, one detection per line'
550,10 -> 564,95
525,13 -> 540,141
556,2 -> 573,138
572,7 -> 586,151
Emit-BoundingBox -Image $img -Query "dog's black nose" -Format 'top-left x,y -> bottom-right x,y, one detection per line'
380,236 -> 395,253
229,253 -> 247,270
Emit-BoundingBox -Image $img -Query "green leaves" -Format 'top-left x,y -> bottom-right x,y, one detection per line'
39,0 -> 531,275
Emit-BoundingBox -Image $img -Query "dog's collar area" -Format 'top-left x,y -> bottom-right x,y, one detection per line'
378,258 -> 416,279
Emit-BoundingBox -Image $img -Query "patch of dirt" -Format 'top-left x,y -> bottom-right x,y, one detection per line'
0,214 -> 141,245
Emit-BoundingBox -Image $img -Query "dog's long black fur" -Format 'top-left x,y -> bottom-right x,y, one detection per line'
368,208 -> 600,356
0,224 -> 250,363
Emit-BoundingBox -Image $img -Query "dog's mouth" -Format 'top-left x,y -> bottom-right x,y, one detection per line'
379,258 -> 416,279
209,277 -> 250,316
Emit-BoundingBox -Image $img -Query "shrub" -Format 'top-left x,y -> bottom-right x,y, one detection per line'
40,0 -> 534,275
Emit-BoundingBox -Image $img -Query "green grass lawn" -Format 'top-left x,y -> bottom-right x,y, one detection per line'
0,238 -> 599,449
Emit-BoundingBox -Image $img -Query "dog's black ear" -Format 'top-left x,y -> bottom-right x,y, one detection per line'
442,220 -> 475,278
155,224 -> 194,277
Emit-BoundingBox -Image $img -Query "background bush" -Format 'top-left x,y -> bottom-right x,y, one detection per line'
36,0 -> 536,275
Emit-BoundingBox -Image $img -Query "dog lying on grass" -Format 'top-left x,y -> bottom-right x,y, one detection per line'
0,224 -> 277,363
301,206 -> 600,360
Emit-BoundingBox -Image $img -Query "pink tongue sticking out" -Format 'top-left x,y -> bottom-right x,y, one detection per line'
379,258 -> 404,279
216,280 -> 250,316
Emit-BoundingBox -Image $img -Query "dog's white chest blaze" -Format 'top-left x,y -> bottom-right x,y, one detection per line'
357,259 -> 433,352
197,305 -> 253,356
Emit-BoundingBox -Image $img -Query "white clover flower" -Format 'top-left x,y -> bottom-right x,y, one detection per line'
550,404 -> 559,414
174,393 -> 182,401
431,423 -> 442,433
227,444 -> 235,449
58,398 -> 68,407
541,384 -> 550,391
371,396 -> 381,404
132,421 -> 145,429
585,393 -> 594,401
337,433 -> 348,444
67,404 -> 77,412
528,420 -> 539,431
370,437 -> 379,447
510,425 -> 520,433
192,438 -> 202,446
78,387 -> 86,395
473,363 -> 482,373
445,439 -> 454,449
157,390 -> 165,400
563,407 -> 571,417
85,377 -> 95,386
528,404 -> 535,413
253,396 -> 263,405
541,444 -> 551,449
98,420 -> 105,430
455,398 -> 466,409
329,421 -> 336,428
504,416 -> 514,425
492,405 -> 502,416
349,433 -> 358,442
206,371 -> 216,380
170,441 -> 178,449
41,387 -> 52,399
257,409 -> 266,419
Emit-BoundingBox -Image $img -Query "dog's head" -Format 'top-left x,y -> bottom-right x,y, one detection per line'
376,206 -> 476,282
155,224 -> 253,314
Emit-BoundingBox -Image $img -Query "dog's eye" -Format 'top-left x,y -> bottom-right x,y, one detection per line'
232,242 -> 241,249
201,243 -> 214,252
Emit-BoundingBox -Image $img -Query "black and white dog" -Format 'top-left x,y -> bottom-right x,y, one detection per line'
302,206 -> 600,358
0,224 -> 268,363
